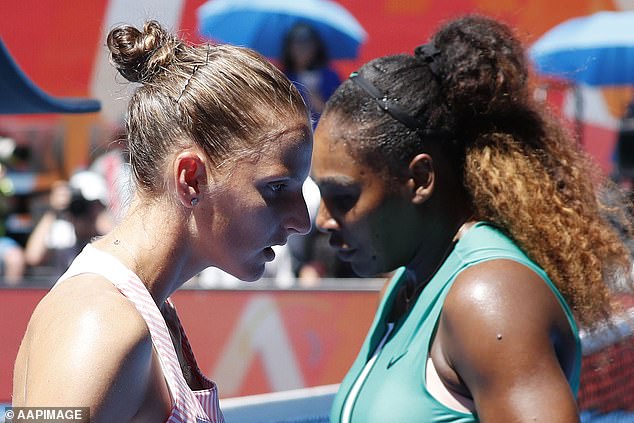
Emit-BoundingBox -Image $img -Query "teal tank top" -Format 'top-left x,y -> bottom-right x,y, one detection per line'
330,222 -> 581,423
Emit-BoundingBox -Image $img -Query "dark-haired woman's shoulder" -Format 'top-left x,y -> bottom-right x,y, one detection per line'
13,274 -> 158,422
433,259 -> 580,422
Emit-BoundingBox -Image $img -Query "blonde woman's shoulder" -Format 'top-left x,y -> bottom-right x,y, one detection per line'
13,273 -> 153,422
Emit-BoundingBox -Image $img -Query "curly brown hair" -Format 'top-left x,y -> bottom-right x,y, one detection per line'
323,15 -> 633,327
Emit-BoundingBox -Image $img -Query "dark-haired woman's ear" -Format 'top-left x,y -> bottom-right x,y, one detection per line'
407,153 -> 435,205
174,151 -> 206,209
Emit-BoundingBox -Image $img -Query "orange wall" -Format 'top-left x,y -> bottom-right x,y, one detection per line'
0,288 -> 380,402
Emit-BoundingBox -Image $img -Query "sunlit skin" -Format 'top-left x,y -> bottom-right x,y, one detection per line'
12,116 -> 313,422
312,112 -> 580,422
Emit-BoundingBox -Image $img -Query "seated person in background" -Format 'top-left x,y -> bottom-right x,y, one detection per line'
0,236 -> 25,286
614,99 -> 634,193
279,25 -> 351,286
0,159 -> 25,285
25,170 -> 113,278
281,23 -> 341,124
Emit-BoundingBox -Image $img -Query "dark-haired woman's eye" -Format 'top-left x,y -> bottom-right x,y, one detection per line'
324,193 -> 359,215
317,182 -> 361,215
337,195 -> 358,213
268,182 -> 287,193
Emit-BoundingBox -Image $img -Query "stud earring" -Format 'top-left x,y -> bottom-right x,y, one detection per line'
190,198 -> 199,206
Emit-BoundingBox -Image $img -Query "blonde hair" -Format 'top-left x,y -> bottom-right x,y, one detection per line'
465,119 -> 632,327
107,20 -> 307,194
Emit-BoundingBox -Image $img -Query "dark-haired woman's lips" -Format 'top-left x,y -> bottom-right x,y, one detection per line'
336,247 -> 357,261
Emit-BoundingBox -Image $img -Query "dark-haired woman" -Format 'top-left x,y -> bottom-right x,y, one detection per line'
312,15 -> 633,422
13,21 -> 312,422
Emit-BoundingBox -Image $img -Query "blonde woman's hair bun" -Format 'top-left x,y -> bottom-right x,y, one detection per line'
107,20 -> 180,84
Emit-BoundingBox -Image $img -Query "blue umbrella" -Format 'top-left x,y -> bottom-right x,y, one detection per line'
0,39 -> 100,115
530,11 -> 634,86
197,0 -> 367,60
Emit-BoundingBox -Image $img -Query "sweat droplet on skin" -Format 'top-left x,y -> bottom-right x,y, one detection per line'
496,333 -> 503,340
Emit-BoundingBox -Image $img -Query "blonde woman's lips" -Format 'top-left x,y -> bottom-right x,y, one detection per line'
263,247 -> 276,262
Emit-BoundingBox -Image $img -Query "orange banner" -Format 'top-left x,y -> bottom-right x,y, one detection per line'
0,288 -> 380,402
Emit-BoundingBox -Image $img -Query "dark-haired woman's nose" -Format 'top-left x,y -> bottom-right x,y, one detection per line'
315,200 -> 339,233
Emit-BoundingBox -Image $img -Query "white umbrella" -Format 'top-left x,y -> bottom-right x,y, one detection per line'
530,11 -> 634,86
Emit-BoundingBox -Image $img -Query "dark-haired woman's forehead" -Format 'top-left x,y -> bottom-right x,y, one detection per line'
313,115 -> 372,188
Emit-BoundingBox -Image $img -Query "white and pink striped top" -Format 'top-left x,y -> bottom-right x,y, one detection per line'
55,244 -> 225,423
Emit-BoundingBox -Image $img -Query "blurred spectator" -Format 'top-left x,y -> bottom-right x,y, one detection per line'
0,157 -> 25,285
198,244 -> 295,289
281,23 -> 341,125
89,129 -> 134,222
614,99 -> 634,194
280,26 -> 351,284
25,170 -> 114,279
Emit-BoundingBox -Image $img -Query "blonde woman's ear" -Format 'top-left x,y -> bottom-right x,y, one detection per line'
174,151 -> 206,208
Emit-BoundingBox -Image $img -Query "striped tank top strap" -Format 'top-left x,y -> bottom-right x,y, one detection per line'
166,299 -> 225,423
57,245 -> 210,422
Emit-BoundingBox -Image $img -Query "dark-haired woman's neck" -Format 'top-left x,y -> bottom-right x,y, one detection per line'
406,225 -> 454,286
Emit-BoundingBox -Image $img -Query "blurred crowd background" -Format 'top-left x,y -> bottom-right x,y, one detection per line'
1,0 -> 634,289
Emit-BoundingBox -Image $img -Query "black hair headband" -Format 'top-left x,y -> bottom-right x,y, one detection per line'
349,60 -> 450,139
349,72 -> 422,131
